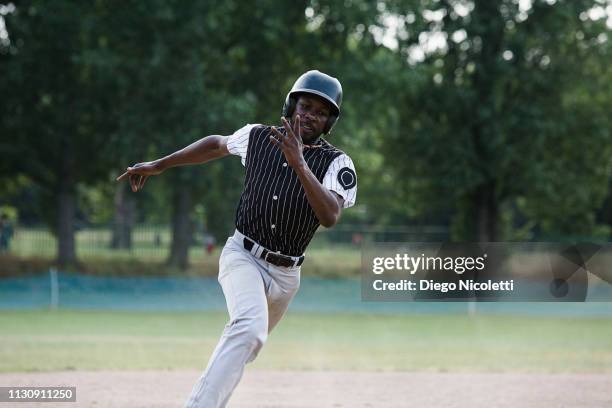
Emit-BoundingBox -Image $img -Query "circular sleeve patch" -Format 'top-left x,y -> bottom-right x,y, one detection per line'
337,167 -> 356,190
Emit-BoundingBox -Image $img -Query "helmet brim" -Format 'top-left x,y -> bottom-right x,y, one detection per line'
289,88 -> 340,116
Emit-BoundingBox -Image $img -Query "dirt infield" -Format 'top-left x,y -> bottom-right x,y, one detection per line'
1,370 -> 611,407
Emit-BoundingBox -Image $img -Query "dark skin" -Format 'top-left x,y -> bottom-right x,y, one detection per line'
117,94 -> 344,228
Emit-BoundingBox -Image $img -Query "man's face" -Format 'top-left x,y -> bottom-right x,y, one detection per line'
290,94 -> 333,143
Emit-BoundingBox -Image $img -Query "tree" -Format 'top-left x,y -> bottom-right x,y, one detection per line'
1,1 -> 121,264
384,0 -> 612,240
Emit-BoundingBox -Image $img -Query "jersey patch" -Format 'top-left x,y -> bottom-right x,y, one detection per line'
337,167 -> 356,190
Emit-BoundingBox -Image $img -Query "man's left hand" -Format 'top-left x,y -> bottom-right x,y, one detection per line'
270,116 -> 306,169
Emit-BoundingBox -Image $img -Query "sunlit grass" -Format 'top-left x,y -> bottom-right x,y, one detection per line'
1,310 -> 611,373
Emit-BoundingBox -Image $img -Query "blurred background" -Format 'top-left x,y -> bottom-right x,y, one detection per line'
1,2 -> 612,396
1,0 -> 611,274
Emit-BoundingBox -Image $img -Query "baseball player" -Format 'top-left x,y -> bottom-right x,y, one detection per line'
117,70 -> 357,407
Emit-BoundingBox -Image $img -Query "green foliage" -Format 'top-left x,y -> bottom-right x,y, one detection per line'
0,0 -> 126,242
382,0 -> 612,239
0,206 -> 17,222
2,0 -> 612,258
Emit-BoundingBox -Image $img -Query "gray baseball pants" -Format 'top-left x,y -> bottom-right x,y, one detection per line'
184,230 -> 301,407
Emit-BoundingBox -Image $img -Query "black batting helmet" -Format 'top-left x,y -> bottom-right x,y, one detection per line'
282,70 -> 343,134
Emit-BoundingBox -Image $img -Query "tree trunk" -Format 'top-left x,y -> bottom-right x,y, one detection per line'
111,182 -> 135,249
57,178 -> 77,266
466,0 -> 503,243
474,181 -> 499,242
167,184 -> 193,270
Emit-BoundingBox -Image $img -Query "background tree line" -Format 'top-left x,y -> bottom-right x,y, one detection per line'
1,0 -> 611,269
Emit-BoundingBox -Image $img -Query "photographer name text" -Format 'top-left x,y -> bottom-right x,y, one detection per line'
372,279 -> 514,292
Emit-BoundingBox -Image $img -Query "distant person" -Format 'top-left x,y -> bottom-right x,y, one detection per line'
117,70 -> 357,407
203,234 -> 216,255
0,214 -> 14,252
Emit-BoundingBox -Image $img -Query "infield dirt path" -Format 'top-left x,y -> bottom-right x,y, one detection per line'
1,370 -> 611,407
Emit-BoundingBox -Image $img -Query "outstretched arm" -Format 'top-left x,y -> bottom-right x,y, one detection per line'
270,116 -> 343,228
117,135 -> 230,192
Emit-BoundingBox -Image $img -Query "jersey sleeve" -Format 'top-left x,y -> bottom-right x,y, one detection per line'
322,154 -> 357,208
226,124 -> 256,166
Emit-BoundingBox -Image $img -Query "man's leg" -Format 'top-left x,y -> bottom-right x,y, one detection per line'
185,239 -> 268,408
265,264 -> 301,333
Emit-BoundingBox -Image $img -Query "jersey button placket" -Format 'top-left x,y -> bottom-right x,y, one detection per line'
272,193 -> 279,232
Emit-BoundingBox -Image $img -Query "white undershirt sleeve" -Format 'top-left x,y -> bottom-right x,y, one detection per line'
322,154 -> 357,208
226,124 -> 257,166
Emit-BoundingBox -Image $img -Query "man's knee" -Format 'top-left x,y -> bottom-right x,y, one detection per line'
244,317 -> 268,348
228,315 -> 268,350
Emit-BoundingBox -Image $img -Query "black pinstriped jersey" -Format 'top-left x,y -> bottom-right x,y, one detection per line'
227,124 -> 357,256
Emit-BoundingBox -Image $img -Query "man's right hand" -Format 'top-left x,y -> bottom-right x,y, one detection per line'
116,160 -> 163,192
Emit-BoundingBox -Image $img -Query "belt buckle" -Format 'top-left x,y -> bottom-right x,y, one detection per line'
265,251 -> 295,268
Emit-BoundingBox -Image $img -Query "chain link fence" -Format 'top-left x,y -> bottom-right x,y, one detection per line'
3,224 -> 450,261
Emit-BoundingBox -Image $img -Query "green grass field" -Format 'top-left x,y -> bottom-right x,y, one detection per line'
1,310 -> 611,373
